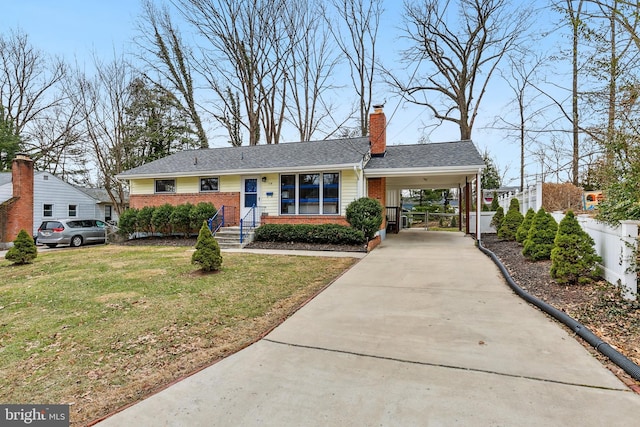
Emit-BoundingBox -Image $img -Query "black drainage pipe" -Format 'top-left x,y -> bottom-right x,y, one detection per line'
478,240 -> 640,382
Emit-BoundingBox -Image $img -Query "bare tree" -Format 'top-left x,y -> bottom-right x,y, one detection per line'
284,0 -> 340,141
174,0 -> 292,145
327,0 -> 383,137
495,50 -> 547,191
70,55 -> 133,215
136,0 -> 209,149
0,29 -> 68,148
392,0 -> 529,141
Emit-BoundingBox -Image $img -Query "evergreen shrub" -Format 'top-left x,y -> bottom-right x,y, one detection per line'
516,208 -> 535,244
550,211 -> 602,285
5,229 -> 37,265
346,197 -> 383,240
254,223 -> 365,245
498,198 -> 523,241
490,206 -> 504,231
522,208 -> 558,261
191,221 -> 222,272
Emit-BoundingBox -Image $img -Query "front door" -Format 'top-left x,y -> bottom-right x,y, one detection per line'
241,177 -> 259,225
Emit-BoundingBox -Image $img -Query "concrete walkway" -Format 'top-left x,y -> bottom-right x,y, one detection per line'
98,230 -> 640,426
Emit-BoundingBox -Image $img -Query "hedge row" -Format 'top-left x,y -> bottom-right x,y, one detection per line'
254,223 -> 366,245
118,202 -> 217,237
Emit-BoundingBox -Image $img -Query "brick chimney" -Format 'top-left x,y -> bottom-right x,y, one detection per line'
6,154 -> 34,241
369,104 -> 386,157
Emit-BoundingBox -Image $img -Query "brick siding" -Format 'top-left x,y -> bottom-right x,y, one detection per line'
130,192 -> 241,225
260,215 -> 349,226
4,156 -> 34,242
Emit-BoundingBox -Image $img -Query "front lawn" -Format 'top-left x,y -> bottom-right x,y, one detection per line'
0,245 -> 358,426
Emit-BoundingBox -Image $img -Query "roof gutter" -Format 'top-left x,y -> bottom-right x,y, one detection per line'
363,164 -> 487,178
116,163 -> 362,181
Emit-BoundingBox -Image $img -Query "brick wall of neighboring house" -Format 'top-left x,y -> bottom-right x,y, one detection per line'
367,177 -> 387,230
260,215 -> 349,226
4,155 -> 34,244
130,192 -> 241,225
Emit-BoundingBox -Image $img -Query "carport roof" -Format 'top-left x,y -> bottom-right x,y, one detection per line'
363,140 -> 485,189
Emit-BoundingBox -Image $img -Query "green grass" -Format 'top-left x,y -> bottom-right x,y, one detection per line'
0,245 -> 358,426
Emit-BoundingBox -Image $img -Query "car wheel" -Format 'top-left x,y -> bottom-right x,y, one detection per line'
70,236 -> 83,247
46,244 -> 58,248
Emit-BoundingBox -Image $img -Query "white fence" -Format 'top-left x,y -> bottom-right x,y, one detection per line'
498,181 -> 542,213
492,184 -> 638,299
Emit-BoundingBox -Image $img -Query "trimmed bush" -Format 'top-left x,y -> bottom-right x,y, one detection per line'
254,223 -> 366,245
151,204 -> 174,235
490,192 -> 499,211
550,211 -> 602,285
346,197 -> 383,240
490,206 -> 504,230
137,206 -> 155,234
117,208 -> 138,237
191,202 -> 217,232
191,221 -> 222,272
5,229 -> 37,265
170,202 -> 194,237
516,208 -> 535,244
522,208 -> 558,261
498,198 -> 523,241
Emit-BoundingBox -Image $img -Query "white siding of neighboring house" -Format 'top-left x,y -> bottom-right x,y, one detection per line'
33,172 -> 101,235
0,182 -> 12,203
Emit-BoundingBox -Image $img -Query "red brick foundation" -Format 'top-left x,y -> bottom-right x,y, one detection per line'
260,215 -> 349,226
130,193 -> 241,225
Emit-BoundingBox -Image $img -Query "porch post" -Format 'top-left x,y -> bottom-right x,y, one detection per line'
465,178 -> 470,234
476,170 -> 482,244
458,184 -> 462,231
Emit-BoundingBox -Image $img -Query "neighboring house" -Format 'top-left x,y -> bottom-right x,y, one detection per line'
117,106 -> 486,237
0,155 -> 128,247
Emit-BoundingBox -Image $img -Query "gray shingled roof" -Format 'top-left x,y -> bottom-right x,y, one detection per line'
75,187 -> 129,204
365,141 -> 485,170
118,137 -> 371,178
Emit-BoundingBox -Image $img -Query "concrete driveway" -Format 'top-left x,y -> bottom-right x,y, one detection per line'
97,230 -> 640,426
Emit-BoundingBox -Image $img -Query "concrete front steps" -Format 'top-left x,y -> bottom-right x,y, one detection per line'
213,226 -> 255,249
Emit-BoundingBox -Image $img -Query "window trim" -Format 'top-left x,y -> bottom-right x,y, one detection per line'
43,203 -> 54,217
280,172 -> 340,216
199,177 -> 220,193
155,179 -> 176,193
68,204 -> 77,217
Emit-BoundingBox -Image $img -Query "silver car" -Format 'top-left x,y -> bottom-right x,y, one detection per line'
37,219 -> 107,248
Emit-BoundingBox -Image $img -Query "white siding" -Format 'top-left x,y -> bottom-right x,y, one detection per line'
0,182 -> 12,203
341,169 -> 359,215
33,172 -> 101,235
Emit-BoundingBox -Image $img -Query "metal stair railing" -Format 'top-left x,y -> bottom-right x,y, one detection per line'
207,206 -> 225,235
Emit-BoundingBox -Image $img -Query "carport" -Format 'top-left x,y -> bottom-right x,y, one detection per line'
362,140 -> 486,240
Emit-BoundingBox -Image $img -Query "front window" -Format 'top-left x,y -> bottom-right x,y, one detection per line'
323,173 -> 339,214
200,177 -> 219,192
105,205 -> 112,222
68,204 -> 77,217
43,204 -> 53,217
155,179 -> 176,193
280,173 -> 340,215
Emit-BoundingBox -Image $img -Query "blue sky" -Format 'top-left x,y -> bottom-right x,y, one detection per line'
1,1 -> 547,186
